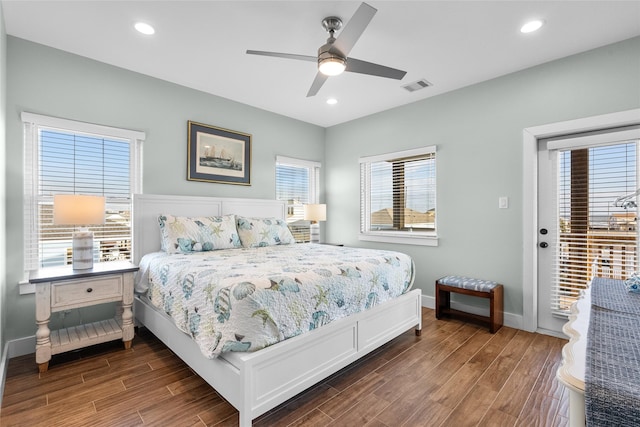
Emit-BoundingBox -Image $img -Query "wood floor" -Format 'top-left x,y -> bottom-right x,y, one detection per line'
0,308 -> 570,426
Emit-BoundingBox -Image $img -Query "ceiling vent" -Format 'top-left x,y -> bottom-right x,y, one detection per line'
402,79 -> 432,93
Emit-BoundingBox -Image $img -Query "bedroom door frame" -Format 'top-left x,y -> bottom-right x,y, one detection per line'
522,108 -> 640,333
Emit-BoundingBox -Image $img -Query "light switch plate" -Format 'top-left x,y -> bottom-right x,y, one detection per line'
499,196 -> 509,209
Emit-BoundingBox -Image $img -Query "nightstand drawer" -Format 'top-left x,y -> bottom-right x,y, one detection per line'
51,275 -> 124,310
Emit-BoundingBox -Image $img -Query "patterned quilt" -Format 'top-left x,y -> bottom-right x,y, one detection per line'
136,243 -> 414,358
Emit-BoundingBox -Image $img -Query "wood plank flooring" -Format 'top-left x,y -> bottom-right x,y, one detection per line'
0,308 -> 570,426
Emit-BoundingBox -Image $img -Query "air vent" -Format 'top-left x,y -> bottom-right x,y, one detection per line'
402,79 -> 432,93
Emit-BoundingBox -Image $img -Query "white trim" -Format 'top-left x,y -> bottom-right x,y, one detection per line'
0,343 -> 8,405
359,232 -> 438,246
275,155 -> 321,169
6,335 -> 36,358
522,108 -> 640,333
546,126 -> 640,151
19,279 -> 34,295
359,145 -> 436,164
21,112 -> 146,141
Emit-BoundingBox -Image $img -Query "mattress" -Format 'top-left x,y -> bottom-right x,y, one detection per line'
135,243 -> 414,358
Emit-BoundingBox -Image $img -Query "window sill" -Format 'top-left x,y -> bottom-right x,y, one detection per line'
19,280 -> 35,295
358,232 -> 438,247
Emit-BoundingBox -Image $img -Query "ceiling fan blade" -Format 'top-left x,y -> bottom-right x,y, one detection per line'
330,2 -> 376,57
246,50 -> 316,62
346,57 -> 407,80
306,73 -> 329,97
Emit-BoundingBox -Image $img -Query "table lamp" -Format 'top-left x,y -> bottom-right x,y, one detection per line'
53,194 -> 105,270
303,204 -> 326,244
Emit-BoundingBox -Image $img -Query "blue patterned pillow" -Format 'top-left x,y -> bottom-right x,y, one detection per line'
626,272 -> 640,293
158,214 -> 241,253
236,216 -> 295,248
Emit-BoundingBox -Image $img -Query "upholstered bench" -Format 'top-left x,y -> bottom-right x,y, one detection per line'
435,275 -> 504,333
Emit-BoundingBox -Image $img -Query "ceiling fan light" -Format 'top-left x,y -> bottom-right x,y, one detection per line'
318,57 -> 346,76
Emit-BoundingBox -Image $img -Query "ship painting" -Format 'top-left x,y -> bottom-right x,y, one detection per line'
200,145 -> 242,171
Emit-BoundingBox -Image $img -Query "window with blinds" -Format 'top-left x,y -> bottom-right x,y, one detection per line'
359,146 -> 436,245
23,113 -> 144,272
552,138 -> 638,315
275,156 -> 320,242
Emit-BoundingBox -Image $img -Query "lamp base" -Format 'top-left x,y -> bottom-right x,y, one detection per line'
309,222 -> 320,244
72,229 -> 94,270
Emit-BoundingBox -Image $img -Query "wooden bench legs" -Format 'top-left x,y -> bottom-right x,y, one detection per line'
435,281 -> 503,333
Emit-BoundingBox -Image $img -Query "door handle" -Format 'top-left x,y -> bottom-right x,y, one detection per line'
539,242 -> 548,248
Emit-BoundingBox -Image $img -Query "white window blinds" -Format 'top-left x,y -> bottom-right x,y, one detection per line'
275,156 -> 320,243
360,146 -> 436,241
23,113 -> 144,272
549,126 -> 640,315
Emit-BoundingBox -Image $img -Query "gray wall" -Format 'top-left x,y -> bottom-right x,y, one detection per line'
4,37 -> 325,341
325,36 -> 640,317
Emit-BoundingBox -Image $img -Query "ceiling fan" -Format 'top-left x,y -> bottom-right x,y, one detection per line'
246,2 -> 407,97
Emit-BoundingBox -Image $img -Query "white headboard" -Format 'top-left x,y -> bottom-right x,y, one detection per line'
132,194 -> 287,264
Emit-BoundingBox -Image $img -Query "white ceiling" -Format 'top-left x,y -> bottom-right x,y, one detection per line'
2,1 -> 640,127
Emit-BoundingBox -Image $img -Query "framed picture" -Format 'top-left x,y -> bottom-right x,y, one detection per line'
187,121 -> 251,185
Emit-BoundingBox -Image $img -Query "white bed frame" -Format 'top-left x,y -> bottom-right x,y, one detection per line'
132,194 -> 423,426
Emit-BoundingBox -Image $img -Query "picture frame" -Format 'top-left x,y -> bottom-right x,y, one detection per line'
187,121 -> 251,185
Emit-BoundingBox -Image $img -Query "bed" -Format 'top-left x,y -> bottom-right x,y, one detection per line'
132,194 -> 423,426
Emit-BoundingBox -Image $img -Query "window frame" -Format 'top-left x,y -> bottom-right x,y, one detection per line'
22,112 -> 144,275
275,155 -> 321,242
359,146 -> 438,246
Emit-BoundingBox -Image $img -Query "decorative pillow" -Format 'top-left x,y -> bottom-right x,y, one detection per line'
158,214 -> 241,253
236,216 -> 295,248
626,272 -> 640,293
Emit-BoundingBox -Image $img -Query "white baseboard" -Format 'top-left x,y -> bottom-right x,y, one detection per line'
0,344 -> 9,406
0,335 -> 36,407
8,335 -> 36,358
421,295 -> 523,330
535,327 -> 568,339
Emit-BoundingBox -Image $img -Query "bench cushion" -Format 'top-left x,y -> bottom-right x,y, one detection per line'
437,275 -> 498,293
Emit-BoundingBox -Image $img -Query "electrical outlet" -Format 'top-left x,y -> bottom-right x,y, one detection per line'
499,196 -> 509,209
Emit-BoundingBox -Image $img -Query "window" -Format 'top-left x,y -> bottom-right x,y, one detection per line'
360,146 -> 437,246
22,112 -> 144,273
549,127 -> 639,315
275,156 -> 320,242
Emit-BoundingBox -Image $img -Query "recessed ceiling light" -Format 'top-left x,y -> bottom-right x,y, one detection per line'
520,19 -> 544,34
326,98 -> 338,105
135,22 -> 155,35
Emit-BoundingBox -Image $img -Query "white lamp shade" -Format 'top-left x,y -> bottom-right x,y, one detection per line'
53,195 -> 106,226
304,204 -> 327,222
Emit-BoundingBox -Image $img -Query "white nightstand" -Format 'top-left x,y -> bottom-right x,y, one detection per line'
29,261 -> 139,372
